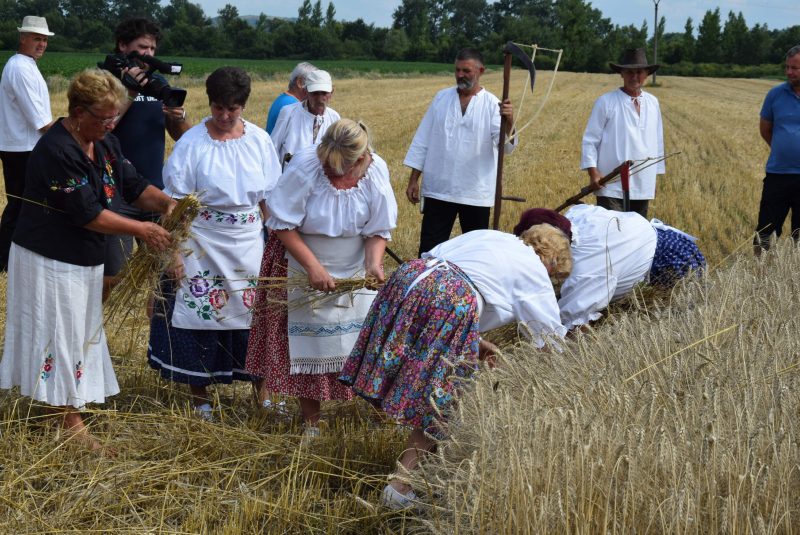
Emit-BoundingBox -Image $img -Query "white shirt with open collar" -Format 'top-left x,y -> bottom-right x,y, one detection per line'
581,88 -> 665,200
0,53 -> 52,152
404,86 -> 517,208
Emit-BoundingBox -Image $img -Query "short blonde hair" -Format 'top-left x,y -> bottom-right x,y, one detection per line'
316,119 -> 374,175
520,223 -> 573,279
67,69 -> 127,116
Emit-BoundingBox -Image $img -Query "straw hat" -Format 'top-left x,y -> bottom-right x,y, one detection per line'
609,48 -> 659,74
17,16 -> 54,36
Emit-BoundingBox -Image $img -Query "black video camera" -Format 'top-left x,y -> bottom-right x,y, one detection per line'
97,50 -> 187,108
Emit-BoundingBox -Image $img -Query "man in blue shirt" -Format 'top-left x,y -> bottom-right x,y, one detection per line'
265,62 -> 317,134
104,17 -> 192,301
755,46 -> 800,255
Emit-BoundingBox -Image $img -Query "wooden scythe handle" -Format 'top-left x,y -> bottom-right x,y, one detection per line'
553,161 -> 632,213
492,52 -> 513,230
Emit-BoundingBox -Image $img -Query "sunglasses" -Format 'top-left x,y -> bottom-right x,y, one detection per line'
84,108 -> 121,127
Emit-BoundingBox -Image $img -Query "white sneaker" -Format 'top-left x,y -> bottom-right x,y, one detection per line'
300,424 -> 320,445
380,484 -> 417,510
194,403 -> 219,422
262,399 -> 288,413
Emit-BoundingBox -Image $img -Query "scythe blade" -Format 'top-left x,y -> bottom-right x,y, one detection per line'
502,42 -> 536,91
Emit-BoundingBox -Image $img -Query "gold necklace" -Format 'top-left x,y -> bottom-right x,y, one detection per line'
67,118 -> 93,158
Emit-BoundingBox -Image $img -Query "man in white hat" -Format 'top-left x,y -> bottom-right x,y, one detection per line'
270,69 -> 340,163
0,16 -> 54,272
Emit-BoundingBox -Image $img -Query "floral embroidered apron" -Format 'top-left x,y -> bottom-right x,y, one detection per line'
171,206 -> 264,330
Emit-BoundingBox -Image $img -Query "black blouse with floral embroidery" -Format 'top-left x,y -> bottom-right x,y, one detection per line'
13,119 -> 150,267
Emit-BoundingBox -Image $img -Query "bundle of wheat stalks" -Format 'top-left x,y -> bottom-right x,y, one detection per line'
104,194 -> 203,327
483,322 -> 523,349
253,269 -> 385,314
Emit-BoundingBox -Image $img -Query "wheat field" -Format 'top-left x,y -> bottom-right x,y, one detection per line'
0,70 -> 791,533
411,242 -> 800,534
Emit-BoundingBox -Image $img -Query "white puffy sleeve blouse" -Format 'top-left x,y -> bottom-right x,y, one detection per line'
558,204 -> 658,330
265,146 -> 398,239
424,230 -> 566,347
162,118 -> 282,212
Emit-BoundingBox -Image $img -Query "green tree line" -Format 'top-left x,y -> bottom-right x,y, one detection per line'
1,0 -> 797,76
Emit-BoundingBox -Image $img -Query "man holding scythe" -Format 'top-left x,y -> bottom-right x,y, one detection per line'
405,47 -> 516,257
582,48 -> 665,218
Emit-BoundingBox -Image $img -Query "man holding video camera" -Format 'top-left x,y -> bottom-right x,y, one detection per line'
103,17 -> 191,301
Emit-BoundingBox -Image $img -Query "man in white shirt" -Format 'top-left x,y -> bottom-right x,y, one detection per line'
581,48 -> 665,218
270,70 -> 341,164
0,16 -> 54,272
405,47 -> 516,257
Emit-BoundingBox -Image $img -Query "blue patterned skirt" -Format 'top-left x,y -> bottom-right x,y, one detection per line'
339,259 -> 481,437
649,228 -> 706,287
148,279 -> 256,386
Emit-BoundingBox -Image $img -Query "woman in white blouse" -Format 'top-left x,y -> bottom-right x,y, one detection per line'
147,67 -> 282,421
339,226 -> 571,510
245,119 -> 398,435
514,205 -> 705,332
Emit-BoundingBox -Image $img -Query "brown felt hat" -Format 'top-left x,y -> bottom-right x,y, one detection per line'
609,48 -> 660,74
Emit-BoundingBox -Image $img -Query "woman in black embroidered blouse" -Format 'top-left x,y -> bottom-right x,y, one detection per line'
0,69 -> 176,456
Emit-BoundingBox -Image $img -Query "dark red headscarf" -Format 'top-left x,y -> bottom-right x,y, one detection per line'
513,208 -> 573,242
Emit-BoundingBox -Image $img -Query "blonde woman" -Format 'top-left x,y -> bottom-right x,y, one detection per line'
0,69 -> 175,454
245,119 -> 398,434
339,227 -> 570,510
514,206 -> 706,332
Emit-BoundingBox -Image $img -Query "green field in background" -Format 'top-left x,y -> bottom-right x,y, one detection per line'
0,51 -> 466,80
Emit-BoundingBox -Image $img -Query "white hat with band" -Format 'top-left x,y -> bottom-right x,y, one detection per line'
17,16 -> 55,36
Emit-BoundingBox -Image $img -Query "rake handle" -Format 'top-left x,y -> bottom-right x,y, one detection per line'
620,162 -> 631,212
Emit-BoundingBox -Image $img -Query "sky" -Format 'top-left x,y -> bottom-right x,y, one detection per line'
194,0 -> 800,35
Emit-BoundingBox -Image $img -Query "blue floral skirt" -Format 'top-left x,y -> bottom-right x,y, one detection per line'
339,259 -> 481,437
148,279 -> 255,386
649,228 -> 706,287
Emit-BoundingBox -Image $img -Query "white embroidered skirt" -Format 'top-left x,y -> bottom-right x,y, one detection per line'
171,207 -> 264,330
0,244 -> 119,409
287,233 -> 377,375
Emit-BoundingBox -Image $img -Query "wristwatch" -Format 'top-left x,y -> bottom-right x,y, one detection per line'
174,110 -> 186,123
